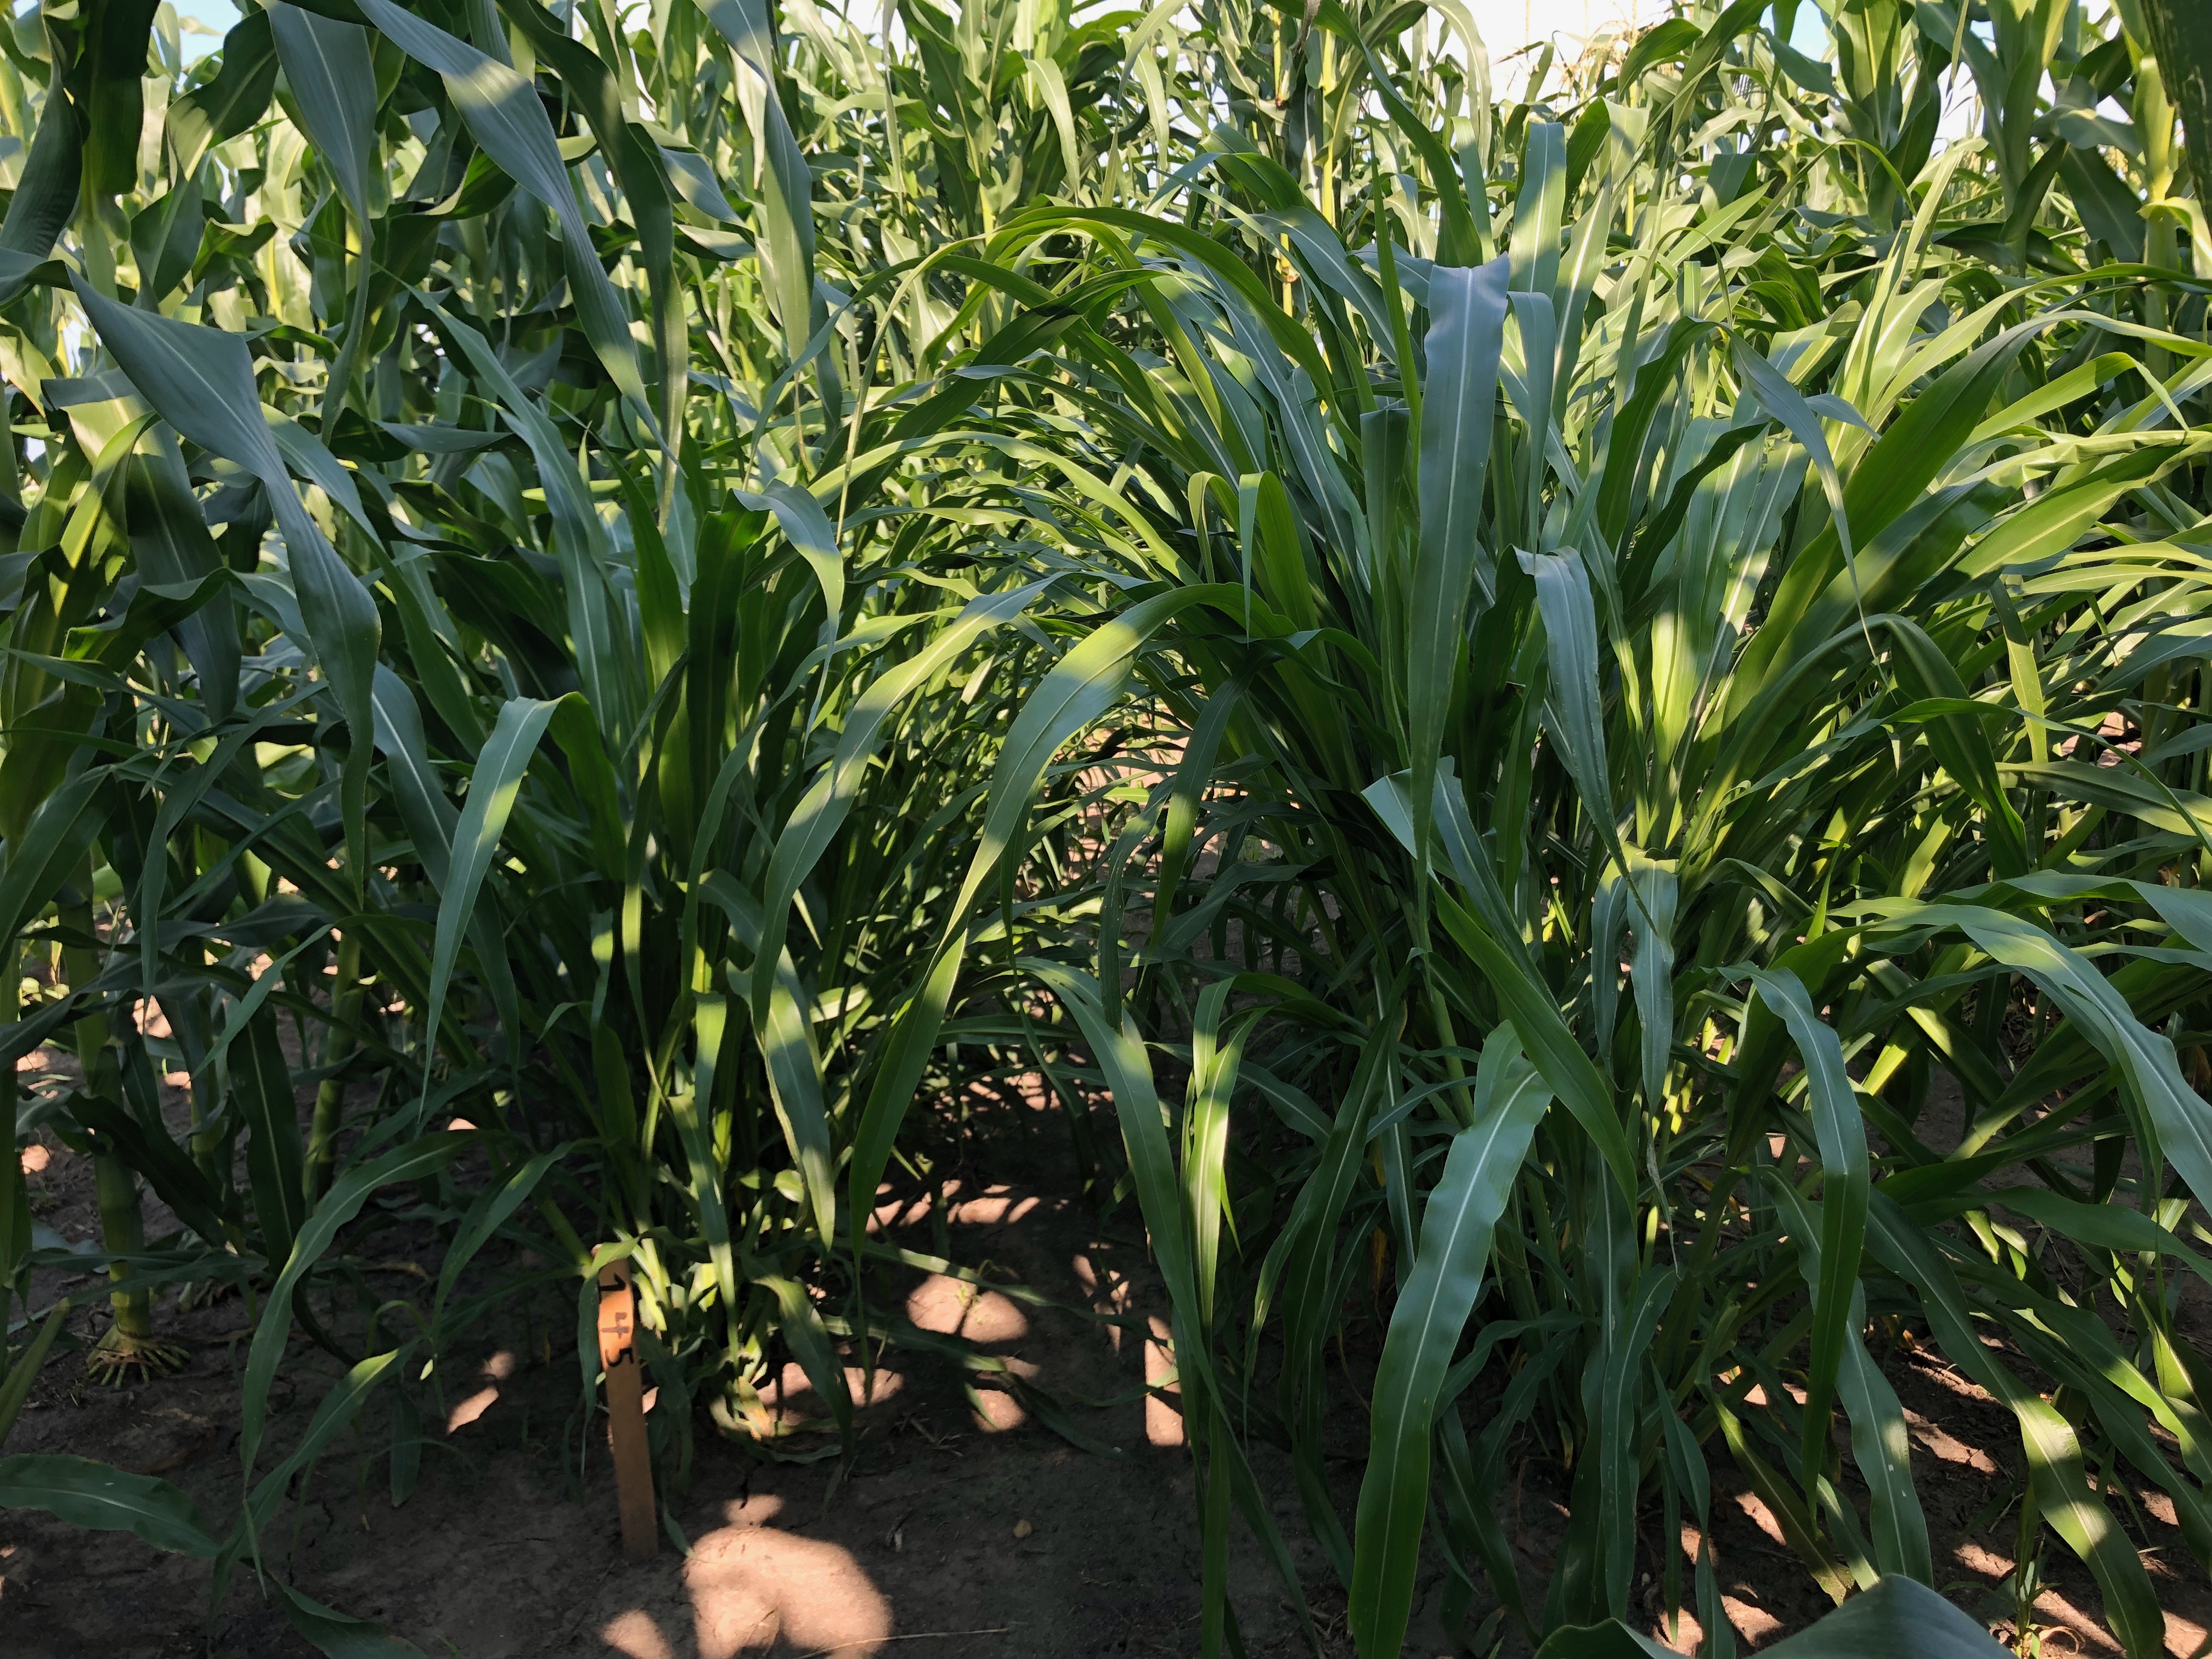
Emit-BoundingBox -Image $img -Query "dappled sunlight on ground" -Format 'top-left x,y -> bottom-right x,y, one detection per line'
1721,1596 -> 1783,1643
447,1348 -> 520,1432
766,1361 -> 906,1427
600,1495 -> 892,1658
969,1382 -> 1028,1432
1903,1404 -> 1999,1474
1143,1316 -> 1181,1448
1950,1536 -> 2212,1657
905,1273 -> 1030,1344
602,1609 -> 675,1659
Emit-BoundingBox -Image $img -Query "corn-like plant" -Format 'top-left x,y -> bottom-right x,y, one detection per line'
0,0 -> 1161,1626
0,0 -> 2202,1655
959,8 -> 2212,1658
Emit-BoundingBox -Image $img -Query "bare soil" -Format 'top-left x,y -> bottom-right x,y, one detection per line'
3,1060 -> 2210,1659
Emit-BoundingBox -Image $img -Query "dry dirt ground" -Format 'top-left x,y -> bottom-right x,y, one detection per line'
4,1062 -> 2212,1659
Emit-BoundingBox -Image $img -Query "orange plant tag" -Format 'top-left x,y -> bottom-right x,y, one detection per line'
594,1255 -> 657,1561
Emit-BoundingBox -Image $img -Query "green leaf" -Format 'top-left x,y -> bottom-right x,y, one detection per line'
0,1302 -> 71,1448
1866,1195 -> 2166,1657
1536,1579 -> 2006,1657
703,881 -> 836,1247
74,0 -> 161,200
2002,759 -> 2212,841
674,995 -> 742,1362
369,665 -> 458,889
276,1579 -> 430,1659
0,77 -> 81,302
431,1144 -> 566,1338
0,769 -> 107,940
269,4 -> 378,222
68,276 -> 381,877
354,0 -> 652,424
1530,1620 -> 1677,1659
1762,1576 -> 2011,1657
696,0 -> 818,358
1350,1026 -> 1550,1658
1432,890 -> 1637,1198
1767,1170 -> 1930,1584
421,695 -> 566,1062
230,1345 -> 415,1606
1884,901 -> 2212,1219
1994,1184 -> 2212,1287
758,1271 -> 850,1441
844,585 -> 1237,1238
1741,967 -> 1869,1486
426,303 -> 631,735
0,1454 -> 222,1556
67,1092 -> 230,1246
234,1003 -> 310,1270
1408,255 -> 1509,860
122,430 -> 239,724
240,1140 -> 463,1489
1021,960 -> 1206,1392
1521,546 -> 1626,876
754,583 -> 1045,1020
167,8 -> 278,179
1836,1284 -> 1932,1584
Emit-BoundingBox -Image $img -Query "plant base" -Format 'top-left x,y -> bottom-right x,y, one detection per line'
83,1323 -> 188,1383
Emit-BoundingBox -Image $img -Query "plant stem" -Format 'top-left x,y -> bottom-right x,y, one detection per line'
63,864 -> 152,1349
307,930 -> 363,1199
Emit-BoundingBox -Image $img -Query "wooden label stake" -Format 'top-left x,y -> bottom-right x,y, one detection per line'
595,1255 -> 657,1560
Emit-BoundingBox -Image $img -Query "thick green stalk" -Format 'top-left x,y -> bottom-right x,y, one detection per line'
61,865 -> 157,1361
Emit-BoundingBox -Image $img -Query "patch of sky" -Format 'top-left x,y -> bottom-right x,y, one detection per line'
172,0 -> 240,61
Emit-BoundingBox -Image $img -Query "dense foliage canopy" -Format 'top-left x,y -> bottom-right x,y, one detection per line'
1,0 -> 2210,1653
